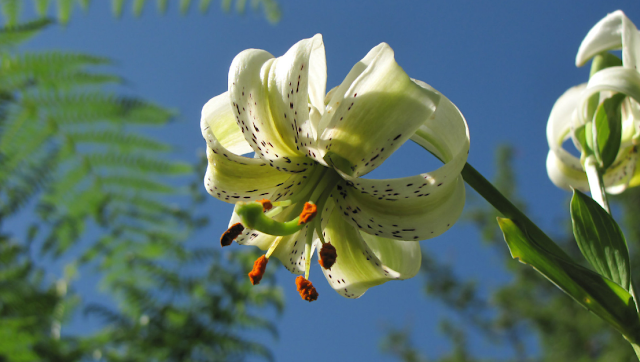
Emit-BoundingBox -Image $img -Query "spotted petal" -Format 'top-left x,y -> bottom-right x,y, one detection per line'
266,34 -> 327,164
318,43 -> 441,177
229,48 -> 310,172
318,199 -> 421,299
331,90 -> 468,240
576,10 -> 640,69
202,93 -> 318,202
201,92 -> 253,155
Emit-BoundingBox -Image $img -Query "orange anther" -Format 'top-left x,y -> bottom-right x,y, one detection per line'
257,199 -> 272,211
248,255 -> 268,285
297,202 -> 317,225
295,276 -> 318,302
221,223 -> 244,247
318,242 -> 337,270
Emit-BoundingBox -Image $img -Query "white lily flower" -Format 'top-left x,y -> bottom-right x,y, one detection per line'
547,10 -> 640,193
201,35 -> 470,300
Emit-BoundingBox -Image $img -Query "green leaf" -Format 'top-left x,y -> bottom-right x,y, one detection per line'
593,93 -> 625,170
571,189 -> 631,290
586,53 -> 623,122
498,217 -> 640,341
573,123 -> 592,156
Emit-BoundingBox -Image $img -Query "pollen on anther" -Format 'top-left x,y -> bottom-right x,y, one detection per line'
248,255 -> 268,285
295,276 -> 318,302
257,199 -> 273,211
221,223 -> 244,247
298,202 -> 317,225
319,242 -> 337,270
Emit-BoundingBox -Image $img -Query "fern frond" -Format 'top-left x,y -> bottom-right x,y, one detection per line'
86,153 -> 192,174
65,130 -> 171,152
179,0 -> 190,14
57,0 -> 74,24
156,0 -> 168,13
34,0 -> 48,16
1,0 -> 22,27
133,0 -> 145,16
3,52 -> 112,75
22,92 -> 172,126
100,175 -> 176,194
199,0 -> 212,13
0,18 -> 51,50
112,0 -> 125,18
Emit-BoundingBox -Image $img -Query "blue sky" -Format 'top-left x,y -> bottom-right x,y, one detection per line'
22,1 -> 640,361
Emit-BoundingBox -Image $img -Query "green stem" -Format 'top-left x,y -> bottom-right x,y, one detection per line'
460,162 -> 573,262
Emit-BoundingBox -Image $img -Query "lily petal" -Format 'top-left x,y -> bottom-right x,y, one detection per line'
546,150 -> 589,191
576,10 -> 640,69
331,90 -> 468,240
318,200 -> 420,299
577,66 -> 640,124
201,92 -> 253,155
546,84 -> 585,183
229,48 -> 310,172
318,43 -> 440,177
267,34 -> 327,164
202,92 -> 313,202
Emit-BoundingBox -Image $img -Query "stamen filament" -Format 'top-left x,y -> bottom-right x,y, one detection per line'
265,206 -> 284,218
303,226 -> 314,280
272,200 -> 292,208
265,236 -> 284,259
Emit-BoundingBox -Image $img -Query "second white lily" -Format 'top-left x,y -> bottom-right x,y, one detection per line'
547,10 -> 640,194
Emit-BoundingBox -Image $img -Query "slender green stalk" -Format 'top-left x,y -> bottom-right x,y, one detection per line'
460,162 -> 573,261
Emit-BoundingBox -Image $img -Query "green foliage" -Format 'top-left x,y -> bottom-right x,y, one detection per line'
593,93 -> 625,169
0,0 -> 282,25
499,217 -> 640,342
0,20 -> 283,361
385,145 -> 640,361
571,189 -> 630,290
